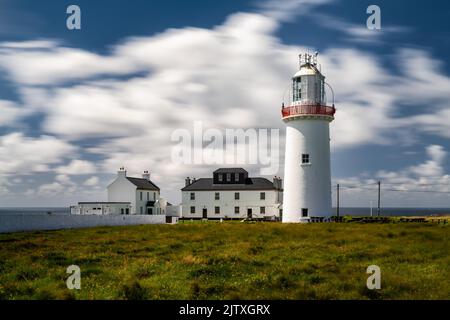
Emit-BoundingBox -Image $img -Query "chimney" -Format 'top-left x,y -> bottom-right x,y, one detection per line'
142,170 -> 151,181
185,177 -> 191,187
273,176 -> 282,190
118,166 -> 127,179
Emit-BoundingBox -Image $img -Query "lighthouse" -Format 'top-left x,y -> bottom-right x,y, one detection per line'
281,53 -> 336,223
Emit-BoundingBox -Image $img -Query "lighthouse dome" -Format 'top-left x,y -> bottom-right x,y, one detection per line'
293,63 -> 321,78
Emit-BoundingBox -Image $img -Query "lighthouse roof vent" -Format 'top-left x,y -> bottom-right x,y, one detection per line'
293,52 -> 322,78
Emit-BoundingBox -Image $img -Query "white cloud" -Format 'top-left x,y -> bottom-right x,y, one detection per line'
408,145 -> 446,177
0,133 -> 75,175
55,159 -> 97,175
0,6 -> 449,205
309,13 -> 412,44
259,0 -> 334,21
338,145 -> 450,207
55,174 -> 75,185
0,100 -> 28,125
83,176 -> 99,186
37,182 -> 64,196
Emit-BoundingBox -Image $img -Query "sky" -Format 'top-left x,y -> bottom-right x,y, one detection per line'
1,0 -> 450,207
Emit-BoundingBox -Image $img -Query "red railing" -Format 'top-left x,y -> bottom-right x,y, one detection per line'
281,104 -> 336,118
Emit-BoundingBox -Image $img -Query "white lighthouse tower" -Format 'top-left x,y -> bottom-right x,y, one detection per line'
282,53 -> 336,223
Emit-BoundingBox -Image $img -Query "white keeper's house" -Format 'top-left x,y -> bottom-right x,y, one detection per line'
71,167 -> 169,215
181,168 -> 283,220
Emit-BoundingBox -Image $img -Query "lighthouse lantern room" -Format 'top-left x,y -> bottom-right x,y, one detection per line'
282,52 -> 336,223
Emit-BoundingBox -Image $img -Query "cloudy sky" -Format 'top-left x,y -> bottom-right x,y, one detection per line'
1,0 -> 450,207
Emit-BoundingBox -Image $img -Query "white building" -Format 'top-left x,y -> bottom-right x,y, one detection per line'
71,167 -> 167,215
181,168 -> 283,220
107,168 -> 164,215
281,53 -> 335,223
70,202 -> 131,215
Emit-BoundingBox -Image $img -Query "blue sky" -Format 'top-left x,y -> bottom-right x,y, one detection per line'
0,0 -> 450,207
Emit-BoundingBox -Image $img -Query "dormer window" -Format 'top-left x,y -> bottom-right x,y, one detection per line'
226,173 -> 231,182
234,173 -> 239,182
218,174 -> 223,182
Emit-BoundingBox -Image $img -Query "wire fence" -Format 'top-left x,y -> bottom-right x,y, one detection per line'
333,181 -> 450,217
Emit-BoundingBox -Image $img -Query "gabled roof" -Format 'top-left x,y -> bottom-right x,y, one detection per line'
182,177 -> 279,191
126,177 -> 160,191
213,168 -> 248,174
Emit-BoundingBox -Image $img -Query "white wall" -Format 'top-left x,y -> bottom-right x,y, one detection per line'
181,190 -> 282,219
107,174 -> 137,213
135,190 -> 160,215
283,118 -> 332,222
0,214 -> 166,233
71,203 -> 131,215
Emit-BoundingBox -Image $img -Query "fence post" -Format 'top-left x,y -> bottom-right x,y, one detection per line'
377,181 -> 381,217
337,183 -> 340,218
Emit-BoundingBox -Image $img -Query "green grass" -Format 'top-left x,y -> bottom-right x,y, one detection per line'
0,222 -> 448,300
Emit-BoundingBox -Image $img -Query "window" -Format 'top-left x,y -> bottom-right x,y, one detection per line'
147,192 -> 149,201
121,208 -> 124,215
234,206 -> 239,214
302,208 -> 308,217
215,192 -> 220,200
234,173 -> 239,182
190,206 -> 195,214
218,174 -> 223,182
153,192 -> 156,200
235,192 -> 240,200
140,191 -> 143,201
190,192 -> 195,200
302,153 -> 310,164
140,207 -> 143,214
226,173 -> 231,182
260,206 -> 265,214
215,206 -> 220,214
260,192 -> 265,200
293,77 -> 302,101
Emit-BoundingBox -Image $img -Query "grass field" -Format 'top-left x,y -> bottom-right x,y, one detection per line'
0,221 -> 448,300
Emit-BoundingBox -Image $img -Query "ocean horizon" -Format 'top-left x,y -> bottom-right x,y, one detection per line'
0,207 -> 449,217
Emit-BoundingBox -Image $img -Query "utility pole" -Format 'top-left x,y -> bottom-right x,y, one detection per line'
377,181 -> 381,217
336,183 -> 340,218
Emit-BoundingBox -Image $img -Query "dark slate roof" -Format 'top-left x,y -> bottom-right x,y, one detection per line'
127,177 -> 160,191
213,168 -> 248,174
182,178 -> 278,191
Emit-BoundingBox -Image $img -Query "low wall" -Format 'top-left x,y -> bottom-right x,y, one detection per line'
0,214 -> 166,233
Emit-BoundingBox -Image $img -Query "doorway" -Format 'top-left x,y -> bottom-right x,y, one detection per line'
202,208 -> 207,219
247,208 -> 252,219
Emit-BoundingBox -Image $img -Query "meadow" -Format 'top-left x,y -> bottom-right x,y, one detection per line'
0,221 -> 448,300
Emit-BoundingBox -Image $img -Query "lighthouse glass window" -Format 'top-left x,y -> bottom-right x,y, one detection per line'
293,77 -> 302,101
302,153 -> 310,164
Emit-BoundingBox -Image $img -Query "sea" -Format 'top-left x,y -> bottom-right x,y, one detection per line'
0,207 -> 449,217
